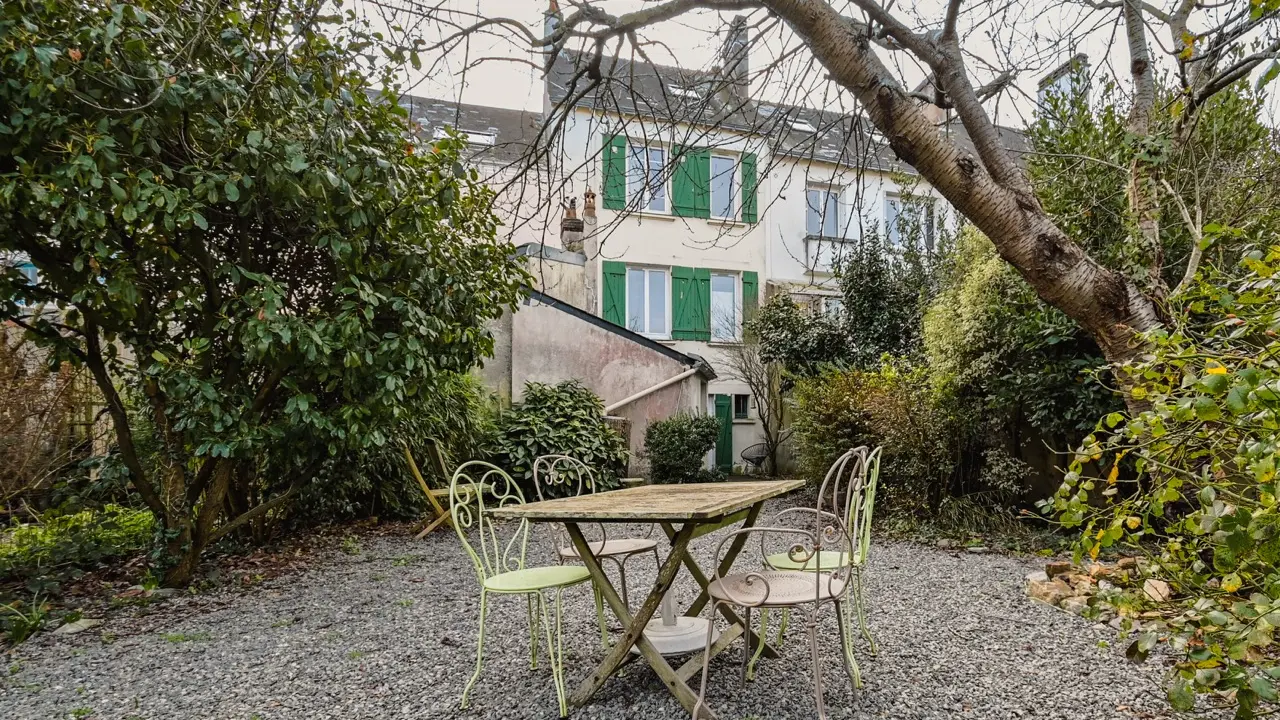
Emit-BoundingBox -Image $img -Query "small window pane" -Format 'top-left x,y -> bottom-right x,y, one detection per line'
628,146 -> 646,205
711,274 -> 737,341
711,156 -> 736,219
647,148 -> 666,212
806,189 -> 822,235
627,268 -> 646,332
733,394 -> 749,419
824,192 -> 839,237
647,270 -> 667,334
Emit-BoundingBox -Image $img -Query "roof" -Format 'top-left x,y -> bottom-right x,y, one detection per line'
525,288 -> 717,381
393,95 -> 542,166
546,50 -> 1027,172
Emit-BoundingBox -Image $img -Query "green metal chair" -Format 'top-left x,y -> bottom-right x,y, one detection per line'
452,461 -> 599,718
747,446 -> 881,683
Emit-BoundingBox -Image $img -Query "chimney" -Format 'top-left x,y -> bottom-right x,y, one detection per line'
561,197 -> 584,253
721,15 -> 749,103
582,189 -> 599,315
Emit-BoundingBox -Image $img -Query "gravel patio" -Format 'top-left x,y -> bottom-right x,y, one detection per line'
3,499 -> 1183,720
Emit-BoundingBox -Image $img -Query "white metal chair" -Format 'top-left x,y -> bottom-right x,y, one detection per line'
693,447 -> 873,719
532,454 -> 659,643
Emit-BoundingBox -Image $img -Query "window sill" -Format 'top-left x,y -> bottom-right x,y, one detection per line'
707,218 -> 750,228
626,210 -> 677,222
732,418 -> 755,425
707,339 -> 743,347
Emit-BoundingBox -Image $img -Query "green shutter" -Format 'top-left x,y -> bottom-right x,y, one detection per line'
602,135 -> 626,210
714,394 -> 734,471
741,152 -> 758,223
672,147 -> 710,219
602,261 -> 626,325
742,271 -> 759,319
691,268 -> 711,341
671,266 -> 696,339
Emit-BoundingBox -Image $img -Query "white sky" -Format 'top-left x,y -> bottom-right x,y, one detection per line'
350,0 -> 1279,127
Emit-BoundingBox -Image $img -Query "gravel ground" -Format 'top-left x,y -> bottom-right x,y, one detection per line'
3,500 -> 1190,720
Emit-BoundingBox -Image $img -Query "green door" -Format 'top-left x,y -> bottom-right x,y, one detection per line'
713,394 -> 733,473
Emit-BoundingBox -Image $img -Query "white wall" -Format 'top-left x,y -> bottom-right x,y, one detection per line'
764,157 -> 956,292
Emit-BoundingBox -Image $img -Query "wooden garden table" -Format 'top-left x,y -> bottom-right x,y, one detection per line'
490,479 -> 805,719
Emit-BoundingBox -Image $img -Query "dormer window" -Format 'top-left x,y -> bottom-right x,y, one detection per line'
789,119 -> 817,133
432,127 -> 496,146
667,85 -> 699,99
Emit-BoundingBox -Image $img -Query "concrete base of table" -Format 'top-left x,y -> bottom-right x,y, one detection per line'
631,615 -> 718,656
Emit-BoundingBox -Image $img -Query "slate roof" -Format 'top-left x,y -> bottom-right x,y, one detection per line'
546,50 -> 1027,173
393,95 -> 542,167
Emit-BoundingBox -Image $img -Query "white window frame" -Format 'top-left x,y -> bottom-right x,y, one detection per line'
709,271 -> 741,342
710,154 -> 738,221
885,192 -> 936,251
627,142 -> 667,213
806,185 -> 840,238
625,266 -> 671,338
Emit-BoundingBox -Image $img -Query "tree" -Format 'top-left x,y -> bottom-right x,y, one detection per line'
0,0 -> 527,585
721,331 -> 788,474
369,0 -> 1280,412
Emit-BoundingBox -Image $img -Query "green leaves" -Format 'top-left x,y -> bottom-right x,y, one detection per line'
0,0 -> 528,580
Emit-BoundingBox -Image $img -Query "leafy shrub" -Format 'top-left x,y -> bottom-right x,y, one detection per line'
790,359 -> 1023,514
923,227 -> 1118,439
0,505 -> 154,591
644,414 -> 722,484
289,373 -> 496,525
490,381 -> 628,498
1046,243 -> 1280,717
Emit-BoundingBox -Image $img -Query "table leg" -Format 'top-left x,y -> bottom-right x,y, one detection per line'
566,522 -> 715,719
661,504 -> 780,662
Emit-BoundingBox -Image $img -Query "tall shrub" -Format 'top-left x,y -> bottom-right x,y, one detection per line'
644,414 -> 721,484
0,1 -> 528,584
490,381 -> 628,498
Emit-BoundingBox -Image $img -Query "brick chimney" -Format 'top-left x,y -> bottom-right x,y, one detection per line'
721,15 -> 749,103
561,197 -> 584,252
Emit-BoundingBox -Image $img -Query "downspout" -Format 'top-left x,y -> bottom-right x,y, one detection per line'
604,367 -> 700,414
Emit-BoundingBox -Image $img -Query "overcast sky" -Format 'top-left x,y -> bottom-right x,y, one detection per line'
351,0 -> 1279,127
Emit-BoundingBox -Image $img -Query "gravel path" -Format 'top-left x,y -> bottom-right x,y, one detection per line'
3,500 -> 1186,720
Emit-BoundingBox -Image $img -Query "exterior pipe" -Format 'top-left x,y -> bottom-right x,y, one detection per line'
604,367 -> 699,414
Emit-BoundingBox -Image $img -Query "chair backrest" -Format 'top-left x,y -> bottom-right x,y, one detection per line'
855,447 -> 882,564
532,454 -> 596,501
449,461 -> 528,583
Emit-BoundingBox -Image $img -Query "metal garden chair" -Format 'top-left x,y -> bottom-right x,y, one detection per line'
533,454 -> 659,635
452,461 -> 603,718
747,443 -> 875,676
692,448 -> 871,719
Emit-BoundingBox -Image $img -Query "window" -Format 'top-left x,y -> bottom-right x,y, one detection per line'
628,144 -> 666,212
710,155 -> 737,220
733,394 -> 750,420
806,187 -> 839,237
626,267 -> 668,336
823,297 -> 844,318
885,194 -> 936,251
432,127 -> 496,146
710,273 -> 738,341
668,85 -> 699,98
790,119 -> 817,133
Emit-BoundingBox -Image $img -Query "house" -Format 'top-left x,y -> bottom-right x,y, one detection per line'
399,11 -> 1029,475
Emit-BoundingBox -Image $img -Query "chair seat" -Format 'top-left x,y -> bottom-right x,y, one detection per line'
709,570 -> 847,608
558,537 -> 658,559
764,549 -> 862,572
483,565 -> 592,593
